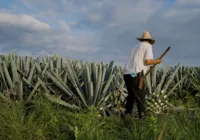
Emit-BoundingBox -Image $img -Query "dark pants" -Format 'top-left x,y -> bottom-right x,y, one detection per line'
123,74 -> 146,118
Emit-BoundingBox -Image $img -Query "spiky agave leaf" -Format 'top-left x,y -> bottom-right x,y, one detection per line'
145,63 -> 187,115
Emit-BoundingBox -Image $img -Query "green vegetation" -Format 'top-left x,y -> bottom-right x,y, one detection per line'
0,97 -> 200,140
0,52 -> 200,139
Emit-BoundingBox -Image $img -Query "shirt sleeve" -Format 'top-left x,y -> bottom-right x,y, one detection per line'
144,46 -> 153,60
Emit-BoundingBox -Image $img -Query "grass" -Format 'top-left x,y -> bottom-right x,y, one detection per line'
0,97 -> 200,140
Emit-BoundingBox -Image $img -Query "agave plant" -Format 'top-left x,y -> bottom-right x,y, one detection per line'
0,53 -> 120,115
172,64 -> 197,103
33,58 -> 119,113
0,52 -> 40,103
144,63 -> 187,115
188,67 -> 200,106
105,65 -> 128,116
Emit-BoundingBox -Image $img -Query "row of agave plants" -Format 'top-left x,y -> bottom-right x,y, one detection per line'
0,52 -> 126,116
0,52 -> 199,116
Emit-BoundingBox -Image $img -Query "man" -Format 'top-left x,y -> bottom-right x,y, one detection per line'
122,31 -> 162,118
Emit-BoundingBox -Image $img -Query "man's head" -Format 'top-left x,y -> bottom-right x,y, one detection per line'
140,39 -> 152,44
137,31 -> 155,45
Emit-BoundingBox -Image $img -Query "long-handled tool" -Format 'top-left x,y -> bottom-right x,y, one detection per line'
138,46 -> 171,89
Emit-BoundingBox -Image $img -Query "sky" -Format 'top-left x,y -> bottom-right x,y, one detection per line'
0,0 -> 199,67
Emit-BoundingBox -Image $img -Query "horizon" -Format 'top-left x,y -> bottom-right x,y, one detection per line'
1,52 -> 199,68
0,0 -> 199,67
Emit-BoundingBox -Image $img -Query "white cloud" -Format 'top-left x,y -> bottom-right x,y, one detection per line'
0,12 -> 50,31
59,20 -> 70,31
0,11 -> 98,58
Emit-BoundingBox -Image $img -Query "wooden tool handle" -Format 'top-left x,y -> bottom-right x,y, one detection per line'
159,46 -> 171,59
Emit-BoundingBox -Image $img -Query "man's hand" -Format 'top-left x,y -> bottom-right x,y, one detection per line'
155,58 -> 162,64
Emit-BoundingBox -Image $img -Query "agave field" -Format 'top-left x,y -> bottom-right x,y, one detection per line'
0,52 -> 200,139
0,52 -> 200,115
0,52 -> 127,115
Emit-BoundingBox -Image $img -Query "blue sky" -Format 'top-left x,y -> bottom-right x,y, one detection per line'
0,0 -> 200,66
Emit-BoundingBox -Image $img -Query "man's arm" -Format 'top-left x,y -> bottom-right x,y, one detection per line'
144,58 -> 162,65
144,45 -> 162,65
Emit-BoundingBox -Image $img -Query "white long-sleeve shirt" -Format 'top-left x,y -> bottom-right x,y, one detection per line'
123,42 -> 153,75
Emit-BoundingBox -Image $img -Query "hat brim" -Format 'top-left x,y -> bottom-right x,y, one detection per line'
137,38 -> 155,45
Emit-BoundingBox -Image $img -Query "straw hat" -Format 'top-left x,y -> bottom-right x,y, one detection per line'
137,31 -> 155,45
